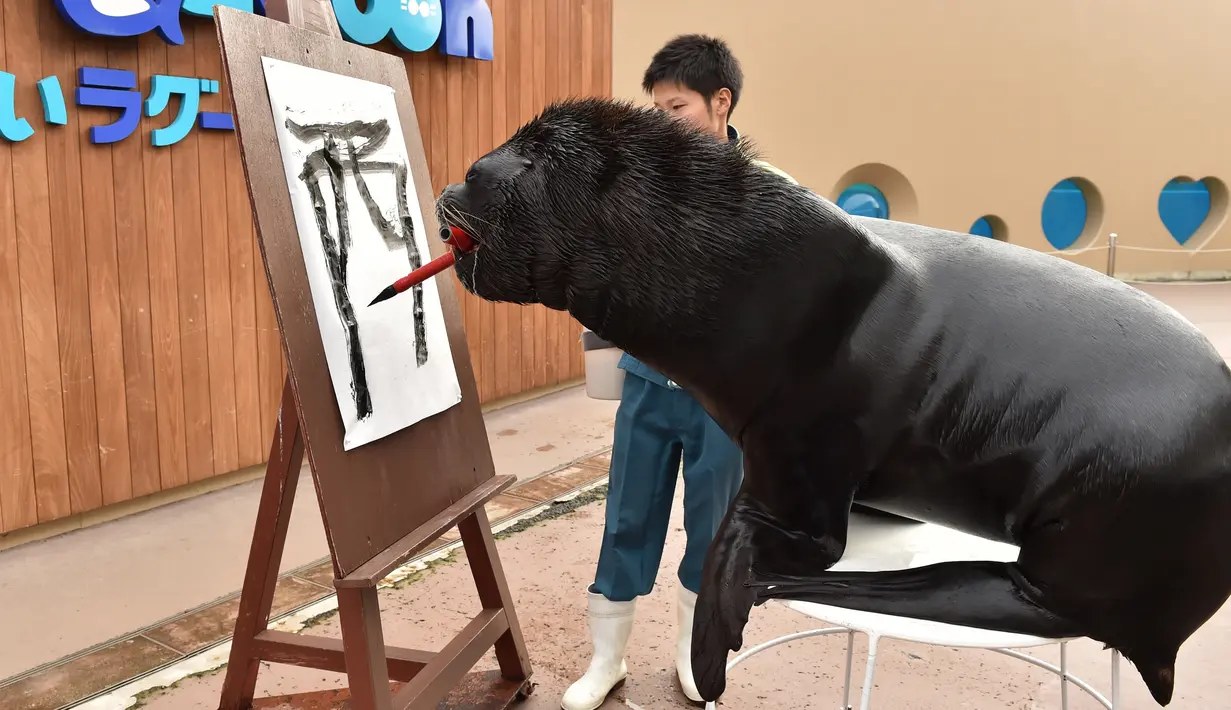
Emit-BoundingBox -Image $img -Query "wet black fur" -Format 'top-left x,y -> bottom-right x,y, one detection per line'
436,97 -> 1231,706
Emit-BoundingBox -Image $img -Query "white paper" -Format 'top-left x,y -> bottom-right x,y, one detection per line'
261,56 -> 462,451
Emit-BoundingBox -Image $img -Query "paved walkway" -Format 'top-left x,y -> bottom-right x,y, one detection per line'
98,484 -> 1231,710
1133,280 -> 1231,358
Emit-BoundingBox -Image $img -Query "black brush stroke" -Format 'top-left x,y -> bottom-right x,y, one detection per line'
395,162 -> 428,366
332,131 -> 427,367
297,133 -> 374,421
287,115 -> 431,423
340,144 -> 427,365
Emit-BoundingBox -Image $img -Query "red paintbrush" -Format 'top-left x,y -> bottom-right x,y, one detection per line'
368,225 -> 475,306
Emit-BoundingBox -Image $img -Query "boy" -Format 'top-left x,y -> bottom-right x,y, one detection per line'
562,34 -> 798,710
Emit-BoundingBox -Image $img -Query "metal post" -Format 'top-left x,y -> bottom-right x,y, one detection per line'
843,631 -> 855,709
1060,641 -> 1070,710
1111,649 -> 1121,709
1106,232 -> 1118,277
859,635 -> 880,710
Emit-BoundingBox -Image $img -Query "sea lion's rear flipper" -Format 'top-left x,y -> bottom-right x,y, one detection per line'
749,559 -> 1084,639
751,560 -> 1183,705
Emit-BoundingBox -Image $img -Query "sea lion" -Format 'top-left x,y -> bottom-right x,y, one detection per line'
433,97 -> 1231,706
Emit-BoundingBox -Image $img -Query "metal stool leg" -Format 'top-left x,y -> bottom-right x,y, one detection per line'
1111,649 -> 1121,709
859,634 -> 880,710
1060,641 -> 1069,710
842,631 -> 855,709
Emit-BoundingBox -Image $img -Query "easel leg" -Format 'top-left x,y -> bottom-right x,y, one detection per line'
219,377 -> 309,710
338,586 -> 395,710
458,506 -> 533,684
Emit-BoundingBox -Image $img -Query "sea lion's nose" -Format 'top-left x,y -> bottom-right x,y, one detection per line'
439,181 -> 477,211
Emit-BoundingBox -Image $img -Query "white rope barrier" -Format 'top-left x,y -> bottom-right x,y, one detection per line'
1119,278 -> 1228,286
1114,245 -> 1231,254
1039,244 -> 1231,256
1039,234 -> 1231,258
1040,244 -> 1109,256
1030,232 -> 1231,286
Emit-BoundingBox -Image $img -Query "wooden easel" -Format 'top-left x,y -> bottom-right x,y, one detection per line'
212,3 -> 533,708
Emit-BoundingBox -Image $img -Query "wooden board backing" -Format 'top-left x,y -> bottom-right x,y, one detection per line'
216,6 -> 495,578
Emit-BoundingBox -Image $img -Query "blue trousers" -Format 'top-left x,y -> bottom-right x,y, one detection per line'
591,372 -> 744,602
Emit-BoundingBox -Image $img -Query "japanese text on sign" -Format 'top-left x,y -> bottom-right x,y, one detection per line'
0,67 -> 234,146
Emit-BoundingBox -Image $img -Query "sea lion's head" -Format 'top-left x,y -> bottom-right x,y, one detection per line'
434,96 -> 885,435
433,97 -> 786,339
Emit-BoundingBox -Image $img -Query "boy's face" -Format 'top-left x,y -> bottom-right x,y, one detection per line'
650,81 -> 731,141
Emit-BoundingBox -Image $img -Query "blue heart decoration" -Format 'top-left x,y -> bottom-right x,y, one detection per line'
1157,177 -> 1212,246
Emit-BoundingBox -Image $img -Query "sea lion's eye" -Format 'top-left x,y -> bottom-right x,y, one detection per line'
465,168 -> 478,183
522,159 -> 533,169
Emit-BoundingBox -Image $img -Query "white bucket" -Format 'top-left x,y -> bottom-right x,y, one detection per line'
580,330 -> 626,400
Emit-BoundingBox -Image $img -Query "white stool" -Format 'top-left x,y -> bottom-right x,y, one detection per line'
704,599 -> 1120,709
702,514 -> 1122,709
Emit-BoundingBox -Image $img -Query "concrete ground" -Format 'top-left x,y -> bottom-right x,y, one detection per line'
121,482 -> 1231,710
2,280 -> 1229,710
1135,280 -> 1231,357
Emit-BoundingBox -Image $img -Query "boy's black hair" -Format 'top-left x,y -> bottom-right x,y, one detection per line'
641,33 -> 743,116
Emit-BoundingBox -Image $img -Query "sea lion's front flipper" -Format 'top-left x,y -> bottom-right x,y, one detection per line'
750,560 -> 1085,639
690,416 -> 863,702
691,490 -> 849,702
690,495 -> 766,702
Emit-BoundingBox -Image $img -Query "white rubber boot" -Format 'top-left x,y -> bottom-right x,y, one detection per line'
561,587 -> 636,710
676,586 -> 703,703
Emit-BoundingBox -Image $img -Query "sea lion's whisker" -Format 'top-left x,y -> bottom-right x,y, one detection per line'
460,211 -> 496,229
448,205 -> 494,234
442,204 -> 484,240
439,204 -> 459,228
454,213 -> 481,236
469,246 -> 481,288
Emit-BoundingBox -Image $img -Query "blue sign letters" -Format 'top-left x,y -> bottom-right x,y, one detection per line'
38,77 -> 69,126
52,0 -> 495,59
0,67 -> 235,146
439,0 -> 493,60
75,66 -> 143,143
53,0 -> 188,45
181,0 -> 265,19
0,72 -> 34,141
334,0 -> 441,52
143,74 -> 234,146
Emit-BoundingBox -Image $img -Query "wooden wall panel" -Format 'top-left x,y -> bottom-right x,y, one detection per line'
0,0 -> 36,532
0,0 -> 612,534
108,38 -> 161,501
77,34 -> 130,507
10,0 -> 71,526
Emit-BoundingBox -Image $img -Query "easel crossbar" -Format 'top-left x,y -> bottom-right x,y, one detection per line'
337,474 -> 517,588
250,629 -> 433,681
391,608 -> 510,709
